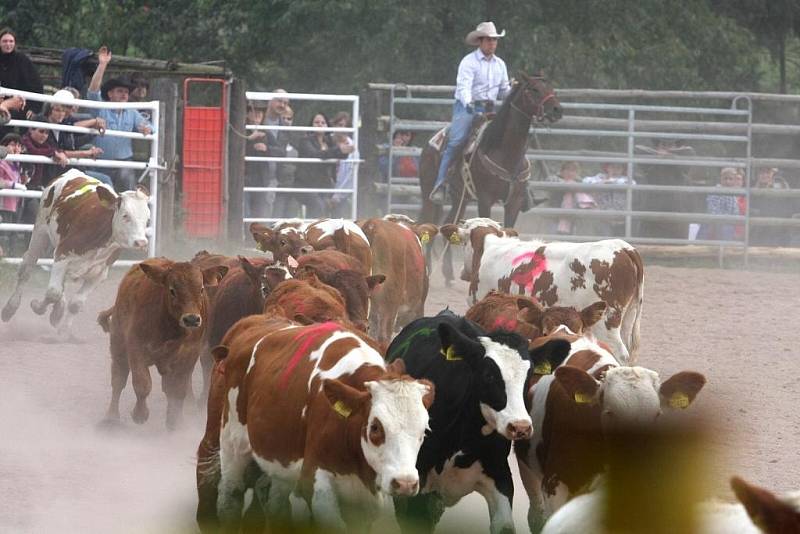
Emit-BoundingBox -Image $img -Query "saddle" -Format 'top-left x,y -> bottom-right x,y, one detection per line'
428,115 -> 491,191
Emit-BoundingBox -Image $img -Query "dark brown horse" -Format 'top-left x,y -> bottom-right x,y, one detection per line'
419,73 -> 561,227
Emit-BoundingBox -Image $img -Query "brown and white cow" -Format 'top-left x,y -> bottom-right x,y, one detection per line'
382,213 -> 439,249
249,221 -> 313,262
304,218 -> 372,274
99,258 -> 227,429
517,330 -> 705,532
209,319 -> 434,531
440,218 -> 643,363
359,218 -> 428,344
466,290 -> 607,344
2,169 -> 150,332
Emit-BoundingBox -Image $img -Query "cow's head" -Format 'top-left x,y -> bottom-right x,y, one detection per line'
98,185 -> 150,249
323,360 -> 434,497
554,365 -> 706,429
730,476 -> 800,534
263,275 -> 349,325
518,300 -> 608,337
437,323 -> 532,440
139,260 -> 228,329
296,266 -> 384,332
249,222 -> 313,262
439,218 -> 515,283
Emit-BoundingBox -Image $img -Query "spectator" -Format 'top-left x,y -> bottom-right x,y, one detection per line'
0,28 -> 44,119
581,162 -> 635,236
0,133 -> 25,252
378,130 -> 418,180
544,161 -> 595,235
293,112 -> 352,218
698,167 -> 744,241
329,111 -> 357,217
129,73 -> 152,162
86,46 -> 153,192
273,105 -> 299,218
244,100 -> 269,218
0,95 -> 26,134
261,90 -> 290,217
19,122 -> 68,226
44,90 -> 113,187
751,166 -> 794,246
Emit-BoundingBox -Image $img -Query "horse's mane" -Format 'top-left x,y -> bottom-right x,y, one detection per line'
482,81 -> 523,151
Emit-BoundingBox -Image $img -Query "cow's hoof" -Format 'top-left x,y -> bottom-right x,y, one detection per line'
49,299 -> 66,327
131,404 -> 149,424
1,296 -> 20,322
30,299 -> 47,315
96,417 -> 123,431
68,300 -> 83,315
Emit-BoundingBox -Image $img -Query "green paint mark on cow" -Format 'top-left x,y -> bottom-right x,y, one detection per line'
389,326 -> 436,360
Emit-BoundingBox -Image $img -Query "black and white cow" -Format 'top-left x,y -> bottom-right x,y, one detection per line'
386,309 -> 571,534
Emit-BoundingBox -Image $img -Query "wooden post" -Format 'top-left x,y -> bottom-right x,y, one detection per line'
227,77 -> 246,242
150,78 -> 179,254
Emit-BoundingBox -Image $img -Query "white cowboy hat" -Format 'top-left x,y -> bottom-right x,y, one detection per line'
465,22 -> 506,46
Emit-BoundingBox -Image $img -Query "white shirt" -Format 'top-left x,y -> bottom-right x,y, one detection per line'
455,49 -> 511,106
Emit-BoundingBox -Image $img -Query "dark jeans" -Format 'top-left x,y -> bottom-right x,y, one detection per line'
106,166 -> 137,192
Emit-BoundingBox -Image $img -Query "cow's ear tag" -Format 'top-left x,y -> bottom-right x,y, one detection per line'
533,361 -> 552,375
255,241 -> 265,252
420,232 -> 430,245
449,232 -> 461,245
440,345 -> 462,361
574,392 -> 593,404
332,400 -> 352,418
669,391 -> 690,410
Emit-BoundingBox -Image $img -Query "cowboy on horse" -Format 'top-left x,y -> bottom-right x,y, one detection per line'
429,21 -> 511,205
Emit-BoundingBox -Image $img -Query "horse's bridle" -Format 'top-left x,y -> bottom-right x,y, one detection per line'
511,79 -> 557,122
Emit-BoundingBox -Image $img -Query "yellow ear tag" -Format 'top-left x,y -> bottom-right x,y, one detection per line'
420,232 -> 430,245
533,361 -> 552,375
449,232 -> 462,245
574,392 -> 592,404
440,345 -> 462,361
333,400 -> 352,418
255,241 -> 265,252
669,392 -> 690,410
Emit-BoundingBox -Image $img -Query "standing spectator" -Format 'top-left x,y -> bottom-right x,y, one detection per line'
43,90 -> 113,187
698,167 -> 743,241
0,133 -> 25,253
545,161 -> 594,235
244,100 -> 269,218
751,166 -> 792,245
378,130 -> 418,180
86,46 -> 153,192
0,28 -> 44,119
581,162 -> 635,236
329,111 -> 357,217
273,105 -> 298,217
293,112 -> 352,218
261,90 -> 290,218
129,73 -> 152,162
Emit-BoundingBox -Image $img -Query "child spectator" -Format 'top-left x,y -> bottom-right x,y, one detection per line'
581,162 -> 634,236
545,161 -> 594,235
329,111 -> 357,217
698,167 -> 743,241
0,133 -> 25,252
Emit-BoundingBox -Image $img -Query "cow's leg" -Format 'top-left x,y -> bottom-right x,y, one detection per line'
477,195 -> 493,219
198,343 -> 213,408
263,475 -> 294,525
105,349 -> 130,422
516,450 -> 547,533
1,222 -> 50,322
162,364 -> 193,431
217,398 -> 252,530
30,259 -> 67,322
308,468 -> 347,530
476,465 -> 515,534
130,359 -> 152,424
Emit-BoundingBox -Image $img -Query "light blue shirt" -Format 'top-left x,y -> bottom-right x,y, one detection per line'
87,90 -> 153,160
455,49 -> 511,106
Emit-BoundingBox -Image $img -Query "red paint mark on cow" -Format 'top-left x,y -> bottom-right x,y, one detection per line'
278,322 -> 341,389
492,317 -> 518,331
510,252 -> 547,294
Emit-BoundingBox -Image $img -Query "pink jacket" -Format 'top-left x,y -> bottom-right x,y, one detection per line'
0,160 -> 22,213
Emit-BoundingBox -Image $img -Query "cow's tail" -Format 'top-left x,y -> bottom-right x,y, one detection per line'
621,247 -> 644,363
97,307 -> 113,333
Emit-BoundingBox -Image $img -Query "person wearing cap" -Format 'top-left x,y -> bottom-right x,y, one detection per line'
86,46 -> 153,191
429,21 -> 511,204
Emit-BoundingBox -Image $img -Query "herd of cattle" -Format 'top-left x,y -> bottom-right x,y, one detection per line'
2,171 -> 798,533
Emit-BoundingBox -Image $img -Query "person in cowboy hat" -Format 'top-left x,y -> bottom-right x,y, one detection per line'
86,45 -> 153,192
429,21 -> 511,204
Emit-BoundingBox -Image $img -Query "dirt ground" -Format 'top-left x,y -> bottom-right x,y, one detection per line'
1,259 -> 799,533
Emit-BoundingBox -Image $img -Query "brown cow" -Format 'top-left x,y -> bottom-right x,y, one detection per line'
197,256 -> 292,399
296,250 -> 385,333
359,218 -> 428,344
304,218 -> 372,274
466,290 -> 607,343
99,258 -> 228,429
249,221 -> 313,262
208,318 -> 434,531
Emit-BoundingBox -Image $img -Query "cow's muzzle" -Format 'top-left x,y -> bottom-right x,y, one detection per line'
181,314 -> 202,328
134,239 -> 148,249
390,476 -> 420,497
507,420 -> 533,440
